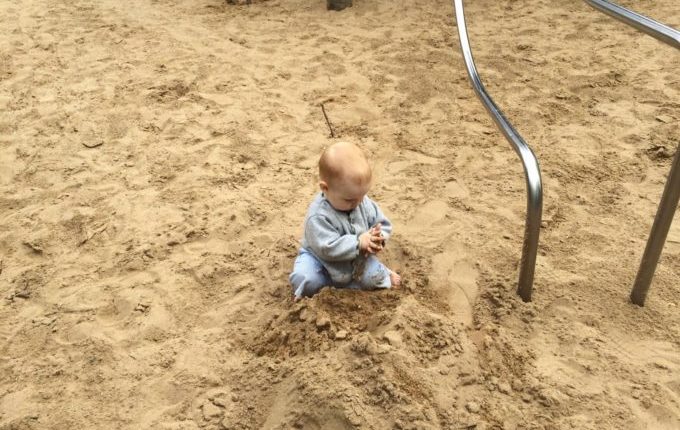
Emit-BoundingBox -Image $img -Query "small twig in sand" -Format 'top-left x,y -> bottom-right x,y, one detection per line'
79,223 -> 109,246
320,103 -> 336,138
82,141 -> 104,149
23,241 -> 44,254
48,307 -> 97,315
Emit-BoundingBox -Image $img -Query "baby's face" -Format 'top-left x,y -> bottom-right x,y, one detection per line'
321,178 -> 370,212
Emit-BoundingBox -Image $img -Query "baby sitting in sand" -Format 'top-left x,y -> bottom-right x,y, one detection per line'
289,141 -> 401,299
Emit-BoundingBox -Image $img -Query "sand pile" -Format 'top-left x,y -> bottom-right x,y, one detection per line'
1,0 -> 679,429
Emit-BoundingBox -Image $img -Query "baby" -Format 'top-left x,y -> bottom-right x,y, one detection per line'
289,141 -> 401,299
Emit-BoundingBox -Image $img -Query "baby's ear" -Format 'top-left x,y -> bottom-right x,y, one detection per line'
319,181 -> 328,193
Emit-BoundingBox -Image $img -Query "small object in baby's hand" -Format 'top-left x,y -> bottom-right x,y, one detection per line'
372,224 -> 385,242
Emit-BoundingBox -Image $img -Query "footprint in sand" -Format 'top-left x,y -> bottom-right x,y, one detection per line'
430,248 -> 478,326
401,200 -> 450,245
401,182 -> 477,324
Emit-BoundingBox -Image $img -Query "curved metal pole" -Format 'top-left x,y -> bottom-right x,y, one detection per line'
631,150 -> 680,306
584,0 -> 680,306
453,0 -> 543,302
584,0 -> 680,49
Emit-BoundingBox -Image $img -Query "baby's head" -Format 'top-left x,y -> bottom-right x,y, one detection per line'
318,141 -> 372,211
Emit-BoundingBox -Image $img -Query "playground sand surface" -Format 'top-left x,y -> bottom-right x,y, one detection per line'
1,0 -> 679,428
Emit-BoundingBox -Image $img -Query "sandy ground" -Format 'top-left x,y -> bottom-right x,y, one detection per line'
1,0 -> 679,428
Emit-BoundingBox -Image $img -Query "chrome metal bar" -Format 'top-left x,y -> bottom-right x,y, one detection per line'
631,150 -> 680,306
584,0 -> 680,49
584,0 -> 680,306
453,0 -> 543,302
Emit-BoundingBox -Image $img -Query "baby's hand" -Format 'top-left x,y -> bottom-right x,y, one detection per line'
359,228 -> 384,255
359,224 -> 385,256
370,223 -> 385,251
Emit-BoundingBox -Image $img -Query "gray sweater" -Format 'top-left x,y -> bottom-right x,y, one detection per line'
301,192 -> 392,285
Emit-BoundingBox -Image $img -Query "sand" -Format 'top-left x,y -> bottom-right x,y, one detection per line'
1,0 -> 679,428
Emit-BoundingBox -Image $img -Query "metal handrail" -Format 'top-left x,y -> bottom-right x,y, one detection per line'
585,0 -> 680,49
453,0 -> 543,302
584,0 -> 680,306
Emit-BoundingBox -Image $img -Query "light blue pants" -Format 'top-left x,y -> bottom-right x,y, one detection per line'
289,249 -> 391,298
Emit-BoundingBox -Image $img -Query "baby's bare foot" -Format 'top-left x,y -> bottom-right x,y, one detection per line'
390,270 -> 402,288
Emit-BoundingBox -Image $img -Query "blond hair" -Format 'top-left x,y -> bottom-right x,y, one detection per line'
318,142 -> 372,186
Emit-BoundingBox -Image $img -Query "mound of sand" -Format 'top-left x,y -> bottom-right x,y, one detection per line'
1,0 -> 679,429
